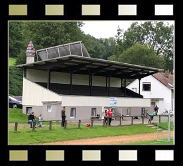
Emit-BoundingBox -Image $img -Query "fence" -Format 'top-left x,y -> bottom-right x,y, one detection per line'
10,114 -> 158,132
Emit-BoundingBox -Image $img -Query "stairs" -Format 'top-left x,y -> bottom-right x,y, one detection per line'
145,124 -> 163,131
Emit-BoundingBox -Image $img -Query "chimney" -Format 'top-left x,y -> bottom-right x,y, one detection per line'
164,69 -> 169,78
26,41 -> 35,64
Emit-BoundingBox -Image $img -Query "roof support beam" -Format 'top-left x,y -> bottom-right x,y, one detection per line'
70,71 -> 72,95
138,78 -> 141,95
23,67 -> 26,78
80,42 -> 83,57
47,68 -> 51,89
108,76 -> 110,96
89,74 -> 92,96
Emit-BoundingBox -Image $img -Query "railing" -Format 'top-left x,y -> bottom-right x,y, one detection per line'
11,114 -> 160,132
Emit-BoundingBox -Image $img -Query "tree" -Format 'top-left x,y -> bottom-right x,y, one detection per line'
111,21 -> 174,71
118,43 -> 165,69
9,66 -> 23,96
9,22 -> 24,57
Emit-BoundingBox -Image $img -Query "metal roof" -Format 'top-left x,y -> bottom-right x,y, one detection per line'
17,55 -> 163,79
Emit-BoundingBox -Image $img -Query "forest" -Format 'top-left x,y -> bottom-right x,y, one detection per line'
9,21 -> 174,96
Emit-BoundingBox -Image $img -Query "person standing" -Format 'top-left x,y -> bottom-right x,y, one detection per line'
104,110 -> 108,126
28,112 -> 36,128
38,114 -> 43,127
107,108 -> 112,126
154,105 -> 159,113
61,106 -> 66,127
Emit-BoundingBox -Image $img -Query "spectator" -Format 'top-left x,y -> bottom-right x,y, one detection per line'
149,110 -> 158,123
154,105 -> 159,113
28,112 -> 36,128
38,114 -> 43,127
61,106 -> 66,127
107,108 -> 112,126
104,110 -> 108,125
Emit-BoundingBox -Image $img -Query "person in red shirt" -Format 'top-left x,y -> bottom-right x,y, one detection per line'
107,108 -> 112,126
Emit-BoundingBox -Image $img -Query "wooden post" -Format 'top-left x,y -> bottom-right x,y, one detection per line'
33,121 -> 36,131
159,115 -> 161,123
131,117 -> 133,125
142,116 -> 144,124
149,116 -> 152,124
78,120 -> 81,128
91,119 -> 93,127
64,120 -> 67,129
49,121 -> 52,130
103,119 -> 105,126
14,122 -> 18,132
107,118 -> 109,126
119,116 -> 122,126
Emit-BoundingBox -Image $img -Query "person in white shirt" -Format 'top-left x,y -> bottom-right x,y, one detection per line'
38,114 -> 43,127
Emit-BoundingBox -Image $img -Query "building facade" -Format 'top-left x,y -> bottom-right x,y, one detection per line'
18,41 -> 162,121
127,71 -> 174,114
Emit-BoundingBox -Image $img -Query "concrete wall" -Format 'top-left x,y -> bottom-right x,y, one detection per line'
22,104 -> 155,121
61,95 -> 151,107
42,102 -> 62,121
26,69 -> 121,87
22,105 -> 42,118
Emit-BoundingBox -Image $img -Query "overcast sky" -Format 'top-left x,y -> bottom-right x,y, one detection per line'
80,20 -> 174,39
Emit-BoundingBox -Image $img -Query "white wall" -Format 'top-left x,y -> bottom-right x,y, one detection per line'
61,95 -> 151,107
22,78 -> 62,106
127,75 -> 172,113
26,69 -> 121,87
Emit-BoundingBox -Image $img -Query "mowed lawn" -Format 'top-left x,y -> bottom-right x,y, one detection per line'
9,109 -> 158,145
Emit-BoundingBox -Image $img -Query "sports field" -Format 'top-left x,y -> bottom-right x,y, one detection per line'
8,108 -> 174,145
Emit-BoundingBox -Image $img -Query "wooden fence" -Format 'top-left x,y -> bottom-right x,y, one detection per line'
12,115 -> 156,132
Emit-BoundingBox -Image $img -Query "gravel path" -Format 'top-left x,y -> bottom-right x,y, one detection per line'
40,131 -> 173,145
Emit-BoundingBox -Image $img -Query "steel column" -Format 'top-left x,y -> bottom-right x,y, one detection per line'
47,69 -> 50,89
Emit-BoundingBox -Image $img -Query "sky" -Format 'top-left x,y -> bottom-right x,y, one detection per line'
80,21 -> 174,39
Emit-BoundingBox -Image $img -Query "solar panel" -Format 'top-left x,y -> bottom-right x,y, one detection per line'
36,41 -> 90,61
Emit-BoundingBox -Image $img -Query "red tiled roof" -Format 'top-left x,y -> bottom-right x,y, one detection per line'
152,71 -> 174,89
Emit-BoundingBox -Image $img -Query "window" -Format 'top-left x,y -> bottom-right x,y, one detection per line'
70,108 -> 76,118
91,108 -> 96,116
141,108 -> 145,116
126,108 -> 131,116
47,105 -> 52,112
142,82 -> 151,91
26,107 -> 32,114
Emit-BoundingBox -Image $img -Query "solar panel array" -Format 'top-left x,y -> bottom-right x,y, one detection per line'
36,41 -> 90,61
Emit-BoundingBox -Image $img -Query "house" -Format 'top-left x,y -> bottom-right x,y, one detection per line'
16,41 -> 162,121
127,70 -> 174,114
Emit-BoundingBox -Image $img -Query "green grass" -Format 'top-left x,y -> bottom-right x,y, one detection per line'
9,108 -> 158,145
125,139 -> 174,145
9,124 -> 157,145
9,57 -> 16,66
153,122 -> 174,130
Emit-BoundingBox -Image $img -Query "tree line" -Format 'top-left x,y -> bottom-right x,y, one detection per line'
9,21 -> 174,96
